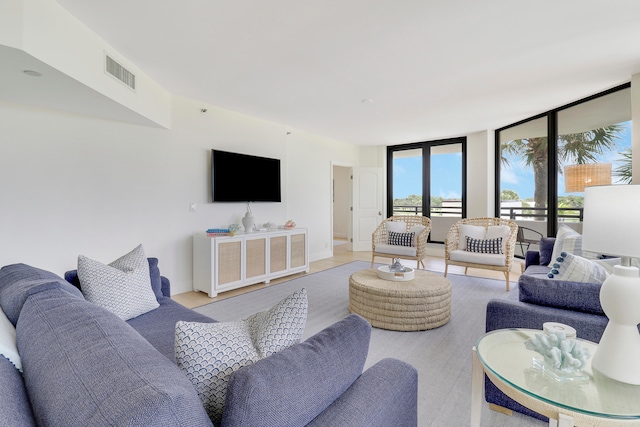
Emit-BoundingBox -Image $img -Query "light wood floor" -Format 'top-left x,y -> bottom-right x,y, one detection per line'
173,240 -> 524,309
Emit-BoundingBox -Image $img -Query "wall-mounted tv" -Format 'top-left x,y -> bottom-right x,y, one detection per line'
211,149 -> 281,202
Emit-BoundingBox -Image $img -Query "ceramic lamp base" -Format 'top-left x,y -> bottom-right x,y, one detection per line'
592,265 -> 640,385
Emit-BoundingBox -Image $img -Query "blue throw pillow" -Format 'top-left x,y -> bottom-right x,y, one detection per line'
538,237 -> 556,266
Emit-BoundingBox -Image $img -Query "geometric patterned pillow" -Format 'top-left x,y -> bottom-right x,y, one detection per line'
77,244 -> 159,321
465,236 -> 503,254
175,288 -> 307,424
388,231 -> 415,247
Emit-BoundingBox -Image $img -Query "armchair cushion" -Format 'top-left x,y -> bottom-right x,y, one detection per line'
388,231 -> 415,247
457,225 -> 486,250
486,225 -> 511,253
386,221 -> 407,233
519,265 -> 605,315
373,244 -> 417,257
449,250 -> 506,266
409,224 -> 426,235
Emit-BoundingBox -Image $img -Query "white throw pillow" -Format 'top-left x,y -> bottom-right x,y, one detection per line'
458,224 -> 486,250
0,307 -> 21,372
175,288 -> 308,424
77,244 -> 159,321
386,221 -> 407,233
486,225 -> 511,254
547,225 -> 582,267
547,252 -> 609,284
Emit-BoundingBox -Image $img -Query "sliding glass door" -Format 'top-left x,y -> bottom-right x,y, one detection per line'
387,137 -> 466,243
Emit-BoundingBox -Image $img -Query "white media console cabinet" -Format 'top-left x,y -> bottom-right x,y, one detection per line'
192,228 -> 309,297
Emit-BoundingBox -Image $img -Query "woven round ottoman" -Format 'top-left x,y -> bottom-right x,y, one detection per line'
349,269 -> 452,331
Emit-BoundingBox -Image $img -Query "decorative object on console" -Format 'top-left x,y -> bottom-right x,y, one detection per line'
524,324 -> 591,379
564,163 -> 611,193
206,228 -> 230,236
284,219 -> 296,228
242,203 -> 255,232
583,184 -> 640,385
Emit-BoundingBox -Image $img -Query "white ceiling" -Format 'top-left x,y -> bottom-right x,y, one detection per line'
35,1 -> 640,145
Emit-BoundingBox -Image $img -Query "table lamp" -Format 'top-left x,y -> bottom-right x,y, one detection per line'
583,184 -> 640,384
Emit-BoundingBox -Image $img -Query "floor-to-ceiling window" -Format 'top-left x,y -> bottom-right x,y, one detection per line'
496,84 -> 631,238
388,137 -> 466,243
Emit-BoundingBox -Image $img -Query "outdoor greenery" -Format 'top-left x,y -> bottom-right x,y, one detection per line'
392,195 -> 443,207
614,148 -> 633,184
501,125 -> 623,208
500,189 -> 520,200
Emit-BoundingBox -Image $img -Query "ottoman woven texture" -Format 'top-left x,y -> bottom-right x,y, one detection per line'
349,269 -> 452,331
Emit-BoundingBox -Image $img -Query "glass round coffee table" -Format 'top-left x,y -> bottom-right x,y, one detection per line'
471,329 -> 640,426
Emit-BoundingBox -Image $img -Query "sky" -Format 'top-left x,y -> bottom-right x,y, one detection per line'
393,152 -> 462,199
393,121 -> 631,201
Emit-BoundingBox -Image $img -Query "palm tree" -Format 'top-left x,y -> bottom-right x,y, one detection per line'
614,148 -> 632,184
501,125 -> 622,208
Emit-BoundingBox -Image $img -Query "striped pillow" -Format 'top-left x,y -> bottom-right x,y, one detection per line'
466,236 -> 503,254
388,231 -> 415,247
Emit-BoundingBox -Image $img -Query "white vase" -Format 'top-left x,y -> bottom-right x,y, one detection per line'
242,212 -> 254,232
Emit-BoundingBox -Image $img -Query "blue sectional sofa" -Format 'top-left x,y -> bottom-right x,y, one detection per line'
484,238 -> 609,421
0,260 -> 418,427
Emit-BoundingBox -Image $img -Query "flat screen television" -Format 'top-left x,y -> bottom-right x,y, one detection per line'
211,149 -> 281,202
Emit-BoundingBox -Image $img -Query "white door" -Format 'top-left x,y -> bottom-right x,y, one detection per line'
351,167 -> 384,251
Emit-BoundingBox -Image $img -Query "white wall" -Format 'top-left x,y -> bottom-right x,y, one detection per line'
0,96 -> 359,294
466,130 -> 495,218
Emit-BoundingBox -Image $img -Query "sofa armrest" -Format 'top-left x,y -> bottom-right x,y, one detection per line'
307,358 -> 417,427
486,299 -> 608,343
161,276 -> 171,297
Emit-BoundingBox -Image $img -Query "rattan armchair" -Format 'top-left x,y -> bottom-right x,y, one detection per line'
444,217 -> 518,291
371,216 -> 432,269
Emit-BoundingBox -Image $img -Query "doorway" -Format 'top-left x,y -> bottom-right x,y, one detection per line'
332,165 -> 351,253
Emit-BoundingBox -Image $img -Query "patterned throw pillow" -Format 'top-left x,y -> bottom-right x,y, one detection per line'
77,244 -> 159,321
547,225 -> 582,267
547,252 -> 609,283
175,288 -> 307,424
466,236 -> 503,254
388,231 -> 415,247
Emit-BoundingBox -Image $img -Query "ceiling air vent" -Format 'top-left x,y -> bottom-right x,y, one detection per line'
105,54 -> 136,91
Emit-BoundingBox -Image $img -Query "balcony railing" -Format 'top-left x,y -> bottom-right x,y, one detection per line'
392,205 -> 462,217
393,205 -> 584,222
500,206 -> 583,222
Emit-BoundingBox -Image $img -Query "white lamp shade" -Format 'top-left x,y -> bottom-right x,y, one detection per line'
583,185 -> 640,258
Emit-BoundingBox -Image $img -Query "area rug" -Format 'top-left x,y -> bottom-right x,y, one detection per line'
194,261 -> 544,427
